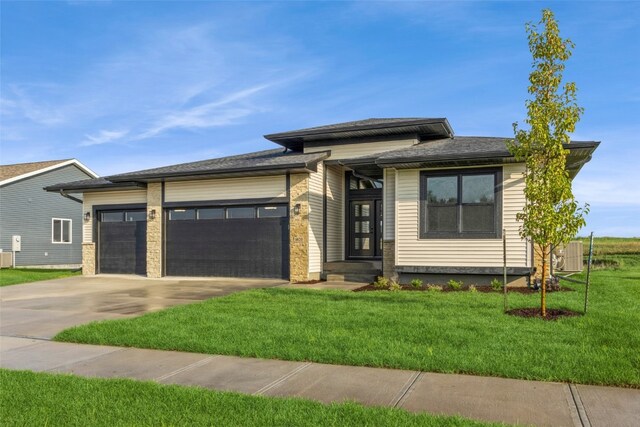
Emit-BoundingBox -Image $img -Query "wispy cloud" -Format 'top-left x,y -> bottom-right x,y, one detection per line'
80,129 -> 129,146
135,83 -> 273,140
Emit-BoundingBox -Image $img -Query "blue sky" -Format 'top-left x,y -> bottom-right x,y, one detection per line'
1,1 -> 638,237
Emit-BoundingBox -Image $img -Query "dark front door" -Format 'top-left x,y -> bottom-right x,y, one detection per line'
349,200 -> 381,258
98,210 -> 147,275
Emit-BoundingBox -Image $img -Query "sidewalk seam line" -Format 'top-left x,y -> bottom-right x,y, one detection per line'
43,347 -> 128,373
569,383 -> 591,427
254,362 -> 312,396
154,355 -> 218,382
392,371 -> 423,408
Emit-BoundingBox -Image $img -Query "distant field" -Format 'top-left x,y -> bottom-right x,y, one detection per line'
576,237 -> 640,256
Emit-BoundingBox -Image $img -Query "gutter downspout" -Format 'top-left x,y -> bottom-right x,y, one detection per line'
59,190 -> 83,204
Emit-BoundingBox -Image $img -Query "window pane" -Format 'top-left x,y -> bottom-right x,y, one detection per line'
462,205 -> 495,232
257,206 -> 287,218
427,206 -> 458,232
126,211 -> 146,222
62,220 -> 71,242
362,237 -> 370,250
427,176 -> 457,204
169,209 -> 196,220
53,220 -> 62,242
198,208 -> 224,220
101,212 -> 123,222
462,174 -> 495,203
226,207 -> 255,219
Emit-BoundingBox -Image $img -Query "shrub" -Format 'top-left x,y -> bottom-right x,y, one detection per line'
389,281 -> 402,292
428,284 -> 443,292
490,278 -> 503,291
373,276 -> 389,289
447,279 -> 463,290
468,284 -> 478,293
410,278 -> 423,289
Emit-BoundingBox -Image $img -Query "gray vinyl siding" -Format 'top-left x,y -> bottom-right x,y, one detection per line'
0,165 -> 92,266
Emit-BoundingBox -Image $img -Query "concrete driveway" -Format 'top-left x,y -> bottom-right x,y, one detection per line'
0,275 -> 286,340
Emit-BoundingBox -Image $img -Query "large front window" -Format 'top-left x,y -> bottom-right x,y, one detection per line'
420,169 -> 501,238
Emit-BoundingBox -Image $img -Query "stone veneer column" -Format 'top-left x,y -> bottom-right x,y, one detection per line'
82,243 -> 96,275
382,240 -> 396,279
289,173 -> 309,282
146,182 -> 163,278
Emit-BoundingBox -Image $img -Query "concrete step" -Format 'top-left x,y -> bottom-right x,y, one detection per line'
323,273 -> 377,284
323,261 -> 381,274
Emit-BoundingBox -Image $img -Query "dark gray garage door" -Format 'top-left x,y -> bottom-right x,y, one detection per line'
98,210 -> 147,275
165,205 -> 289,279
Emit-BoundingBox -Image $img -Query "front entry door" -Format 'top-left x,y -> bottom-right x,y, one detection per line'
349,200 -> 381,258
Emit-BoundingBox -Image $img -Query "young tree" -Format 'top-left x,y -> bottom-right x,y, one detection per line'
508,9 -> 588,317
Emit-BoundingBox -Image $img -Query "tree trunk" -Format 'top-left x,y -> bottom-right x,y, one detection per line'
541,248 -> 548,317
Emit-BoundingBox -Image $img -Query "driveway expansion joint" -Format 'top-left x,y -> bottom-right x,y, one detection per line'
392,371 -> 423,408
569,383 -> 592,427
154,355 -> 218,382
254,362 -> 313,395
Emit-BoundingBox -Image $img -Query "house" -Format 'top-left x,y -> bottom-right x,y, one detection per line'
0,159 -> 98,268
45,118 -> 598,284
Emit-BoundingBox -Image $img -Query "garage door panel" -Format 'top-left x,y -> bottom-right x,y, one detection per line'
165,216 -> 289,279
99,219 -> 146,275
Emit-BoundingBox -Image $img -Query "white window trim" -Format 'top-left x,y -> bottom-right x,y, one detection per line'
52,218 -> 72,244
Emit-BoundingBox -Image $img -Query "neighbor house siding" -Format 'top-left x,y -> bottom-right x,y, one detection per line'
395,164 -> 529,267
164,175 -> 287,202
308,162 -> 324,274
304,138 -> 417,160
383,168 -> 396,240
83,190 -> 147,243
0,164 -> 91,266
325,165 -> 344,261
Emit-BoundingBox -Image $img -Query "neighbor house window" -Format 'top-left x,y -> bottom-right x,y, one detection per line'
52,218 -> 72,244
420,169 -> 502,239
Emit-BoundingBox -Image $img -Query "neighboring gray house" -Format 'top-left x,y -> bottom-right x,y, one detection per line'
0,159 -> 98,267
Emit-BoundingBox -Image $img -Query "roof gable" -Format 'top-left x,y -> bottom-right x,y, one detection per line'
0,159 -> 98,187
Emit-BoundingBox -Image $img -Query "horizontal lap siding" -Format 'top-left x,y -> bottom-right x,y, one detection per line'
164,176 -> 286,202
83,190 -> 147,243
308,163 -> 324,273
383,168 -> 395,240
396,164 -> 529,267
325,165 -> 344,261
304,138 -> 417,160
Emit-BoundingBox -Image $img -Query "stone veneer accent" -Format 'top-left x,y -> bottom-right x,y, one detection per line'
382,240 -> 396,279
289,173 -> 309,282
146,183 -> 163,278
82,243 -> 95,275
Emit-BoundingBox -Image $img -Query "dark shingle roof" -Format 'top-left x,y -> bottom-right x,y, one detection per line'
106,148 -> 328,182
45,177 -> 144,192
264,118 -> 454,151
46,148 -> 329,192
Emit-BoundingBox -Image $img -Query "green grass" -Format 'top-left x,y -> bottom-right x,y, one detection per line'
56,255 -> 640,388
0,370 -> 498,427
0,268 -> 80,286
577,236 -> 640,256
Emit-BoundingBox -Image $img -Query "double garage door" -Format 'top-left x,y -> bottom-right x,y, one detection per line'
97,205 -> 289,279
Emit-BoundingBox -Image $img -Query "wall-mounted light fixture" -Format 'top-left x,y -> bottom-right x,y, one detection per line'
293,203 -> 301,216
148,209 -> 157,221
84,211 -> 91,222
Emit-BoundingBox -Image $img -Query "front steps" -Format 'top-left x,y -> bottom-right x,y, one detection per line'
322,260 -> 381,284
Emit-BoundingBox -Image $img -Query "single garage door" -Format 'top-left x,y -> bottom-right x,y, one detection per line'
98,210 -> 147,275
165,205 -> 289,279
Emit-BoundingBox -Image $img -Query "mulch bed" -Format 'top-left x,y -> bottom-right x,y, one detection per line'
505,307 -> 583,320
353,284 -> 574,294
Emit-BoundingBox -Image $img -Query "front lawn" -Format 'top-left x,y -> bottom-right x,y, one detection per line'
55,255 -> 640,387
0,370 -> 496,427
0,268 -> 80,287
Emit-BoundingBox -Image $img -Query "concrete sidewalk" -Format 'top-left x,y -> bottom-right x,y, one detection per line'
1,336 -> 638,427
